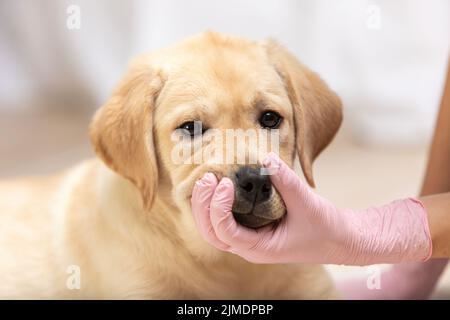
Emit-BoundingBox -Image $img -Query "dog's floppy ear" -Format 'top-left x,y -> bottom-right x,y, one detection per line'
264,39 -> 343,187
89,61 -> 164,210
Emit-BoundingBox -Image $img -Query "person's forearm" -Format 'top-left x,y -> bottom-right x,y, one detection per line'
421,61 -> 450,196
421,192 -> 450,258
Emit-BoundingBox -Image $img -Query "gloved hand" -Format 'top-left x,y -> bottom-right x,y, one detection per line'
191,152 -> 432,265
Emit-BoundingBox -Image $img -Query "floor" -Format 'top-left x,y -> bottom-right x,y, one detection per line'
1,108 -> 449,299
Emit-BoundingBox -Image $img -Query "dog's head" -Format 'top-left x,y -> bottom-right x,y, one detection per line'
90,32 -> 342,235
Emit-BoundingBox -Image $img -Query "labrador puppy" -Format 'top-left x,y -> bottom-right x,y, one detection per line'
0,32 -> 342,299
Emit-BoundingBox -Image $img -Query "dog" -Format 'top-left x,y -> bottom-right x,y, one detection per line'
0,32 -> 342,299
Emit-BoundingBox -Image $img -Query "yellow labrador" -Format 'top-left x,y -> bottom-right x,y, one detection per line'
0,32 -> 342,299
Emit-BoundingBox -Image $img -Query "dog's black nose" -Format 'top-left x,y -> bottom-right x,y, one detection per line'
235,166 -> 272,204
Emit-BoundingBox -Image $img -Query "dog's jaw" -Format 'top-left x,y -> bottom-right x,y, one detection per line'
232,211 -> 279,228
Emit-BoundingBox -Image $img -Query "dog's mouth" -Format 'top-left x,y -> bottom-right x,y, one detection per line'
232,211 -> 280,229
229,166 -> 286,229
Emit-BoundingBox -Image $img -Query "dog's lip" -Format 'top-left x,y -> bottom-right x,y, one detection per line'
232,211 -> 279,228
232,210 -> 278,221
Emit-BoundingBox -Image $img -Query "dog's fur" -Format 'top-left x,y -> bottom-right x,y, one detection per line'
0,32 -> 342,299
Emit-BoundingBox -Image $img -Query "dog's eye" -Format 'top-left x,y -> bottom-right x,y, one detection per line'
177,121 -> 206,137
259,111 -> 282,129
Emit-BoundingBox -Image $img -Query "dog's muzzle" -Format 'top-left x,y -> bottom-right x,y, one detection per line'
231,166 -> 285,228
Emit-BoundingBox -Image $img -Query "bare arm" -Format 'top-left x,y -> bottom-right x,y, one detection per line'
421,193 -> 450,258
420,60 -> 450,258
421,61 -> 450,196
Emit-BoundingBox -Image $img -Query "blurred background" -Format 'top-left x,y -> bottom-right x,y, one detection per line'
0,0 -> 449,298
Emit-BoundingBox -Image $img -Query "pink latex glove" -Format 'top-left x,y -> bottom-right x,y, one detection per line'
191,152 -> 432,265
